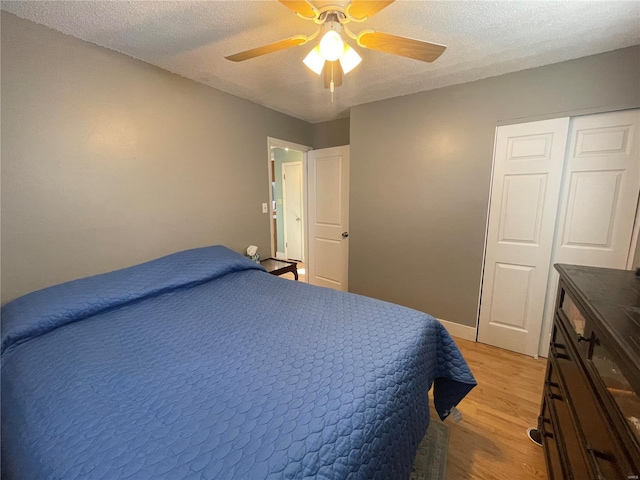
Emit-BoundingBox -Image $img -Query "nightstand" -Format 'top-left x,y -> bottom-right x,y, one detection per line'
260,258 -> 298,280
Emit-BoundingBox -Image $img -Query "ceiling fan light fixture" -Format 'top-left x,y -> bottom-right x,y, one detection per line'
303,45 -> 325,75
339,44 -> 362,74
319,29 -> 344,62
227,1 -> 447,98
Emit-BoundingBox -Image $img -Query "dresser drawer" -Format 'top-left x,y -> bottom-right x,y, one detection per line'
545,359 -> 589,480
552,321 -> 635,479
539,396 -> 565,480
556,287 -> 591,360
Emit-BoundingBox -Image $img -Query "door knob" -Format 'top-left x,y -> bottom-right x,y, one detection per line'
296,217 -> 301,222
342,232 -> 349,238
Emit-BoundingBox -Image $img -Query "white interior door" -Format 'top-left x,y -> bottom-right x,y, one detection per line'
283,161 -> 304,261
307,145 -> 349,291
538,109 -> 640,356
478,118 -> 570,357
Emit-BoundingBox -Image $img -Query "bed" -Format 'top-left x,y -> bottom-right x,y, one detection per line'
1,245 -> 476,479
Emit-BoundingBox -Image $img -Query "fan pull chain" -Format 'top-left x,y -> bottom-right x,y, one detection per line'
330,62 -> 335,102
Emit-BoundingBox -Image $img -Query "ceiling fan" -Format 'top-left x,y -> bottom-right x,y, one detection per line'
225,0 -> 446,95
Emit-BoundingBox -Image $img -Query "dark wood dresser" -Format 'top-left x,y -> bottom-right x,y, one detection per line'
537,264 -> 640,480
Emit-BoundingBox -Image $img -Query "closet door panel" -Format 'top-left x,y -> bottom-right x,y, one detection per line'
538,109 -> 640,357
561,170 -> 623,249
557,110 -> 640,266
478,118 -> 570,356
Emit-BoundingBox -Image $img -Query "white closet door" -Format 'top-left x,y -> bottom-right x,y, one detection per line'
478,118 -> 570,357
538,109 -> 640,357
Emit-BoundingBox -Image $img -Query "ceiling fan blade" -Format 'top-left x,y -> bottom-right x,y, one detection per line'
225,36 -> 308,62
357,31 -> 446,62
323,61 -> 343,89
347,1 -> 395,20
279,0 -> 319,19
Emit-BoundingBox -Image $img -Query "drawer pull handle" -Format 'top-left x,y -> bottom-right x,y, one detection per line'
577,334 -> 589,343
537,418 -> 553,439
551,342 -> 566,349
538,428 -> 552,438
546,381 -> 559,388
550,343 -> 571,360
549,392 -> 563,401
539,415 -> 551,425
586,445 -> 608,480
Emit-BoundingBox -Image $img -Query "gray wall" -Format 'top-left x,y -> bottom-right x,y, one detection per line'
312,117 -> 350,149
0,13 -> 313,303
350,46 -> 640,327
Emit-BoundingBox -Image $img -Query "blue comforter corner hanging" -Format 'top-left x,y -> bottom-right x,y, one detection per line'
1,245 -> 476,479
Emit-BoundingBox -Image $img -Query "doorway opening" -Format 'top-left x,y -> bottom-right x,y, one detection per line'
267,137 -> 312,283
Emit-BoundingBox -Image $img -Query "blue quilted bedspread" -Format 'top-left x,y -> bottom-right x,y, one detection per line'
1,246 -> 476,480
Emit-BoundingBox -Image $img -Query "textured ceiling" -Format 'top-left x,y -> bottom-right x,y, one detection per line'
2,1 -> 639,123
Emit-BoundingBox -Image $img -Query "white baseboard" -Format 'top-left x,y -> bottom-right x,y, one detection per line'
275,251 -> 286,260
437,318 -> 477,341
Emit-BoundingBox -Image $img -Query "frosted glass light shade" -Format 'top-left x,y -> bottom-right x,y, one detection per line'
319,30 -> 344,62
303,46 -> 325,75
339,44 -> 362,74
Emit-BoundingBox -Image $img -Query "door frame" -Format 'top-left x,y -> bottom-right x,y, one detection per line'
266,137 -> 312,269
282,161 -> 304,262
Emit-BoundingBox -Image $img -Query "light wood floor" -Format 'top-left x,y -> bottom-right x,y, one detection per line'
431,337 -> 549,480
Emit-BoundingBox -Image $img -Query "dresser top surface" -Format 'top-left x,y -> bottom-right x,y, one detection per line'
555,264 -> 640,363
